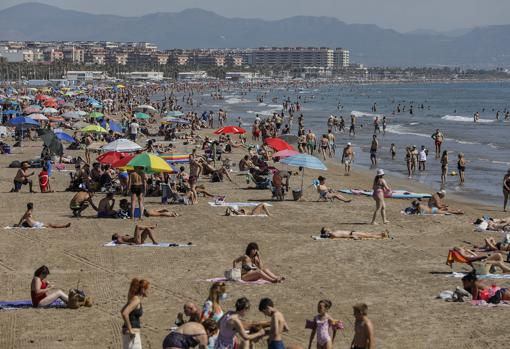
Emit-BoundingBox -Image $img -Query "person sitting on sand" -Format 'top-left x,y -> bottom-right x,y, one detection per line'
451,247 -> 510,273
232,242 -> 284,283
316,176 -> 351,203
70,190 -> 97,217
119,199 -> 179,218
12,162 -> 35,193
428,190 -> 448,210
239,155 -> 254,172
319,227 -> 390,240
410,200 -> 463,215
176,302 -> 202,326
16,202 -> 71,229
111,224 -> 158,245
474,237 -> 510,252
97,192 -> 117,218
462,271 -> 510,303
225,203 -> 272,216
31,265 -> 68,307
163,319 -> 218,349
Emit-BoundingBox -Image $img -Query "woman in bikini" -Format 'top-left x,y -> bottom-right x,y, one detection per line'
320,135 -> 329,160
127,166 -> 146,221
503,169 -> 510,212
316,176 -> 351,202
462,272 -> 510,302
224,203 -> 272,216
319,227 -> 389,240
232,243 -> 283,283
440,150 -> 448,185
370,169 -> 390,225
31,265 -> 68,307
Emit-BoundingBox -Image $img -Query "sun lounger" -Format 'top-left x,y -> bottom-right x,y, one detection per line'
103,241 -> 193,247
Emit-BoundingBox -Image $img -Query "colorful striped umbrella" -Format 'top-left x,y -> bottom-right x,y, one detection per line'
159,153 -> 190,164
127,153 -> 175,173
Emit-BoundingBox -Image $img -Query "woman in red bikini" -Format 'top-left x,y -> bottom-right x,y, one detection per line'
31,265 -> 68,307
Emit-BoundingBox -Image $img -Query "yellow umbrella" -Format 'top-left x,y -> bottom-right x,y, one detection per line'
81,125 -> 108,133
126,153 -> 174,173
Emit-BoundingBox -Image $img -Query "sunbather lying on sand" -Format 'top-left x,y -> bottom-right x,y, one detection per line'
474,217 -> 510,231
451,247 -> 510,273
225,203 -> 272,216
319,227 -> 390,240
16,202 -> 71,229
474,237 -> 510,252
111,224 -> 158,245
462,271 -> 510,302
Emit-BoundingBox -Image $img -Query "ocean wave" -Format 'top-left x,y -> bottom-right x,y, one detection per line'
247,109 -> 278,116
266,104 -> 283,108
385,125 -> 429,138
492,160 -> 510,166
409,122 -> 419,126
441,115 -> 495,123
351,110 -> 383,118
257,103 -> 267,106
225,97 -> 252,105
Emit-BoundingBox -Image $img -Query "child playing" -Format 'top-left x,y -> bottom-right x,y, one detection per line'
307,300 -> 344,349
350,303 -> 374,349
38,166 -> 52,193
258,298 -> 289,349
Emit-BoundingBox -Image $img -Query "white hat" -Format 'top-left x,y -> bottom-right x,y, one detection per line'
376,169 -> 385,176
438,189 -> 446,195
347,142 -> 351,146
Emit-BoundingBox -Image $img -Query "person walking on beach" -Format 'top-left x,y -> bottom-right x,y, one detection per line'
349,114 -> 356,136
342,143 -> 355,176
121,278 -> 150,349
504,169 -> 510,212
350,303 -> 374,349
431,129 -> 444,158
259,298 -> 289,349
440,151 -> 448,185
306,130 -> 316,155
457,153 -> 466,185
327,129 -> 335,157
370,169 -> 390,225
410,146 -> 418,173
369,135 -> 378,167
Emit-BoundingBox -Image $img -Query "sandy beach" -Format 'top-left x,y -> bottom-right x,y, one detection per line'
0,125 -> 508,349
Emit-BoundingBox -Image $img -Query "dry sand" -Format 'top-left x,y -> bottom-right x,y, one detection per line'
0,131 -> 508,349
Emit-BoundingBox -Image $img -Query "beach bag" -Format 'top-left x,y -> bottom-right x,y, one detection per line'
472,262 -> 489,275
67,289 -> 93,309
224,268 -> 241,281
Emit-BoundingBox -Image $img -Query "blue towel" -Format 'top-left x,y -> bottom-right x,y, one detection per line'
0,299 -> 65,310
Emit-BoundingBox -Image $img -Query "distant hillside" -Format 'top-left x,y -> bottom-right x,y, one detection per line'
0,2 -> 509,68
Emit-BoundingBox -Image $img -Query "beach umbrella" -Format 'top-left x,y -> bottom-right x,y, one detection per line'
29,104 -> 42,110
161,117 -> 190,124
102,138 -> 142,152
28,113 -> 48,121
108,120 -> 123,133
111,153 -> 136,168
159,153 -> 190,164
214,126 -> 246,135
127,153 -> 174,173
116,84 -> 125,89
135,104 -> 157,112
62,111 -> 82,120
81,125 -> 107,133
3,110 -> 20,116
24,107 -> 41,114
280,153 -> 327,193
63,102 -> 75,108
76,110 -> 88,116
55,132 -> 76,143
134,112 -> 150,120
48,116 -> 65,122
165,111 -> 184,117
42,107 -> 58,114
272,149 -> 300,158
89,111 -> 104,119
8,116 -> 40,128
43,100 -> 58,108
38,129 -> 63,157
97,151 -> 130,165
264,137 -> 295,151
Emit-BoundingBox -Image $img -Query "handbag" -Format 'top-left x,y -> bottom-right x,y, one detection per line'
224,268 -> 241,281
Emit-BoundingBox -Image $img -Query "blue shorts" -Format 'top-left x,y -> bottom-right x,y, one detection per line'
268,341 -> 285,349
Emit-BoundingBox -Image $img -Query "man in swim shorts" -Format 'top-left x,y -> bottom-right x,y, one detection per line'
96,192 -> 117,218
70,190 -> 97,217
259,298 -> 288,349
342,142 -> 355,175
17,202 -> 71,229
351,303 -> 374,349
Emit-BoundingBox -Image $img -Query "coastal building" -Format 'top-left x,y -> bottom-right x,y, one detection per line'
225,72 -> 255,81
252,47 -> 334,68
66,71 -> 107,80
178,71 -> 208,80
62,47 -> 85,64
334,48 -> 350,68
121,71 -> 164,81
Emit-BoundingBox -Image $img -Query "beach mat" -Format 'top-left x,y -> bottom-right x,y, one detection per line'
340,189 -> 431,199
208,202 -> 272,207
448,272 -> 510,279
103,241 -> 193,248
0,299 -> 65,310
4,226 -> 45,230
205,277 -> 271,285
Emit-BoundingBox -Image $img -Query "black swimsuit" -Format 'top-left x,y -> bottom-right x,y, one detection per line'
163,332 -> 200,349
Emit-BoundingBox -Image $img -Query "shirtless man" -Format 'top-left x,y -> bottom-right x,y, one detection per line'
327,129 -> 335,157
13,162 -> 35,193
259,298 -> 289,349
351,303 -> 374,349
319,227 -> 389,240
369,135 -> 378,167
97,192 -> 117,218
306,130 -> 316,155
70,190 -> 97,217
189,154 -> 202,204
431,129 -> 444,158
111,224 -> 157,245
84,134 -> 93,164
342,142 -> 355,175
16,202 -> 71,229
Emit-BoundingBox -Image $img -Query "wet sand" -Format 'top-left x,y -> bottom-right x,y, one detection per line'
0,130 -> 508,348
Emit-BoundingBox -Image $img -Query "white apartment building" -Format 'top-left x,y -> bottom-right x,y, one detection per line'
178,71 -> 208,80
253,47 -> 334,68
66,71 -> 107,81
334,48 -> 350,68
122,72 -> 164,81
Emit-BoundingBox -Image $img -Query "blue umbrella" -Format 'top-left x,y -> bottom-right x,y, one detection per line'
4,110 -> 20,116
8,116 -> 40,128
280,153 -> 327,192
108,121 -> 123,133
55,132 -> 76,143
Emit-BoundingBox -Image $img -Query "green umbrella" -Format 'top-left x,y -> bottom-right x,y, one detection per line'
134,112 -> 150,120
81,125 -> 108,133
127,153 -> 174,173
89,111 -> 104,119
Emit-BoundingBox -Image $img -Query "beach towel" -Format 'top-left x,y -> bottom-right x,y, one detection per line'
340,189 -> 431,199
448,272 -> 510,280
4,225 -> 45,230
208,202 -> 272,207
0,299 -> 65,310
471,300 -> 510,307
205,277 -> 271,285
103,241 -> 193,248
400,210 -> 450,216
230,214 -> 268,217
311,235 -> 390,241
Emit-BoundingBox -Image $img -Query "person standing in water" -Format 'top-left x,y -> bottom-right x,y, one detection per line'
349,114 -> 356,136
369,135 -> 378,167
431,129 -> 444,158
457,153 -> 466,185
440,150 -> 448,185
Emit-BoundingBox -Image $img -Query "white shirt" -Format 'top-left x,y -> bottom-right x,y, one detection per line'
129,122 -> 139,134
419,150 -> 427,161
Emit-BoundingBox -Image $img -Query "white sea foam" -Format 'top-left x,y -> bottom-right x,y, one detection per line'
257,103 -> 267,106
351,110 -> 383,118
267,104 -> 283,108
385,125 -> 428,138
441,115 -> 494,123
409,122 -> 419,126
225,98 -> 252,105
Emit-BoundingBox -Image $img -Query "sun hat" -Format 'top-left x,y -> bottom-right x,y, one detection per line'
347,142 -> 351,146
376,169 -> 384,176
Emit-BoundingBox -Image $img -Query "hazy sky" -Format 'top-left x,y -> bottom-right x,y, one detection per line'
1,0 -> 508,32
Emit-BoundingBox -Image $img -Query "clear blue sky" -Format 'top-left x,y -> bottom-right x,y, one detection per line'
1,0 -> 508,32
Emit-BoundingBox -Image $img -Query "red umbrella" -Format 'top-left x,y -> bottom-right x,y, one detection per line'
264,137 -> 295,151
214,126 -> 246,135
44,100 -> 58,107
111,153 -> 135,168
35,94 -> 49,101
97,151 -> 129,165
272,149 -> 300,158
